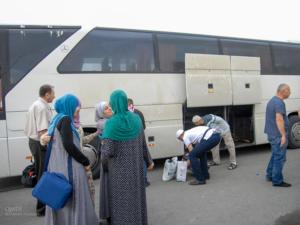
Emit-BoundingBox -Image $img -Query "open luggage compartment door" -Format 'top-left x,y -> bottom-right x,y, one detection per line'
231,56 -> 261,105
185,54 -> 232,107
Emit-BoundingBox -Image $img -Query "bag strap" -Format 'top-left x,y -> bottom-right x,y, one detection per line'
43,116 -> 73,185
67,155 -> 73,185
199,128 -> 212,144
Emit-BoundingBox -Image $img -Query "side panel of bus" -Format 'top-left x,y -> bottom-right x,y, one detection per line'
0,120 -> 10,177
4,28 -> 185,176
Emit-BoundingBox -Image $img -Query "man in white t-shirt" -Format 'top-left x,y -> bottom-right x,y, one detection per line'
176,126 -> 221,185
24,84 -> 55,216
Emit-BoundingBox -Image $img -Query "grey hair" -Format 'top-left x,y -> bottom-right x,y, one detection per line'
192,115 -> 202,124
277,83 -> 289,93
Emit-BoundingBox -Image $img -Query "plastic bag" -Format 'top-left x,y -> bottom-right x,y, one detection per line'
176,161 -> 188,182
162,157 -> 178,181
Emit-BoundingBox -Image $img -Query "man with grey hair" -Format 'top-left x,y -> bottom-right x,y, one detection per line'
265,83 -> 291,187
192,114 -> 237,170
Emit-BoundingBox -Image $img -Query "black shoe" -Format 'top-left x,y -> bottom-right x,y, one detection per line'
145,181 -> 150,187
36,211 -> 45,217
205,174 -> 210,180
266,176 -> 272,182
189,179 -> 206,185
208,161 -> 219,167
273,182 -> 291,187
107,217 -> 111,224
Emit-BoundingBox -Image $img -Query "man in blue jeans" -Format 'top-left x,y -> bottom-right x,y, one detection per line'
176,126 -> 221,185
265,83 -> 291,187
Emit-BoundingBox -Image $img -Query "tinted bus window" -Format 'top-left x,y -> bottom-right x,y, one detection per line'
58,29 -> 155,73
5,28 -> 77,88
220,39 -> 272,74
271,43 -> 300,75
157,34 -> 219,73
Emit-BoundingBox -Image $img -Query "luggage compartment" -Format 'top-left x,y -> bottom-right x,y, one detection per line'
183,104 -> 254,148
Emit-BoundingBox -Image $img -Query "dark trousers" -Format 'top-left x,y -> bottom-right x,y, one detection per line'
29,138 -> 46,213
189,133 -> 221,181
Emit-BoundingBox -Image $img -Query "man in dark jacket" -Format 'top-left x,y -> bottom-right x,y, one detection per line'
128,98 -> 154,186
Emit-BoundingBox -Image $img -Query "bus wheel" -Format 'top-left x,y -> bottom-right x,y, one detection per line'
288,115 -> 300,149
82,143 -> 101,179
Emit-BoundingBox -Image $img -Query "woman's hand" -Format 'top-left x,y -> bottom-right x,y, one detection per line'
85,165 -> 91,171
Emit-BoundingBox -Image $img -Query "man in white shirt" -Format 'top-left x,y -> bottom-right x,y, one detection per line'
24,84 -> 55,216
176,126 -> 221,185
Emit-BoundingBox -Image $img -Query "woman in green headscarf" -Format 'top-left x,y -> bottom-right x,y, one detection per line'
101,90 -> 149,225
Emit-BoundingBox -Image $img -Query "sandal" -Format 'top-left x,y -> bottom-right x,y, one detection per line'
228,163 -> 237,170
208,161 -> 219,167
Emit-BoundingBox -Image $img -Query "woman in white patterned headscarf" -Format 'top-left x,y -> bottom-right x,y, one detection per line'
95,101 -> 113,136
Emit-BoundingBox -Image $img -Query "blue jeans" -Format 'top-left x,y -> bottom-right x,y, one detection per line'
189,133 -> 221,181
266,136 -> 287,185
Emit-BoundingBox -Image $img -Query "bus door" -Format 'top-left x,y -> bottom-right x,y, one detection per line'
0,28 -> 10,177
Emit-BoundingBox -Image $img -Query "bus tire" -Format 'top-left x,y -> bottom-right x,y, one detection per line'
82,136 -> 101,179
91,158 -> 101,180
288,115 -> 300,149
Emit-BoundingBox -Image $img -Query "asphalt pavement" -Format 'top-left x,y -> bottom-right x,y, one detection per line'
0,145 -> 300,225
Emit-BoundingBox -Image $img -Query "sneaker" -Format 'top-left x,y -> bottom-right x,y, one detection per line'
188,179 -> 206,185
227,163 -> 237,170
208,161 -> 219,167
273,182 -> 291,187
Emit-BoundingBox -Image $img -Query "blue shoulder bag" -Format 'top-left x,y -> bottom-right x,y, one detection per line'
32,127 -> 73,210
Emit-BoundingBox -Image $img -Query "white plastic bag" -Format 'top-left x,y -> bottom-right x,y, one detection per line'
176,161 -> 188,182
162,157 -> 178,181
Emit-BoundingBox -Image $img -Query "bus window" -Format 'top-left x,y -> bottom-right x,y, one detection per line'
157,34 -> 219,73
58,29 -> 155,73
271,43 -> 300,75
6,28 -> 77,89
220,39 -> 272,74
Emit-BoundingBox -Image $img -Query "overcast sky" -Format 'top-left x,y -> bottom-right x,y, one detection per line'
1,0 -> 300,42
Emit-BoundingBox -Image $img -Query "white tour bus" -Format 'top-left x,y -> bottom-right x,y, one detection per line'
0,25 -> 300,179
